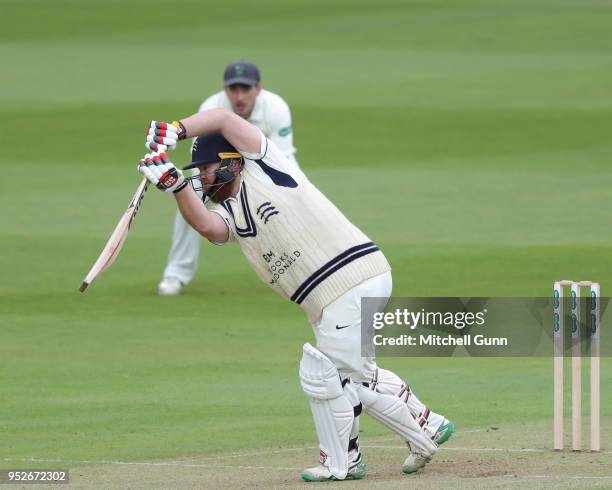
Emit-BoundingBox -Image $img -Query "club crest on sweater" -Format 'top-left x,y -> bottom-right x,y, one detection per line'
256,201 -> 279,224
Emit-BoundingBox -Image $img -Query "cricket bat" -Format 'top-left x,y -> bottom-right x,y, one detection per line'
79,177 -> 149,292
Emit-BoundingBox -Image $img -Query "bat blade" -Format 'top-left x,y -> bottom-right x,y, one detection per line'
79,178 -> 149,292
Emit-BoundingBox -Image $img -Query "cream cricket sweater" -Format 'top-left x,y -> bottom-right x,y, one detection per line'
210,136 -> 390,323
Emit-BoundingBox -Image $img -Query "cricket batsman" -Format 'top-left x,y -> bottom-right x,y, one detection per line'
158,60 -> 299,296
138,109 -> 454,481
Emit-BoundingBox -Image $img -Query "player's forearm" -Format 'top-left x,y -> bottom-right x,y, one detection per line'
180,108 -> 229,137
173,187 -> 209,235
174,187 -> 226,242
179,108 -> 260,154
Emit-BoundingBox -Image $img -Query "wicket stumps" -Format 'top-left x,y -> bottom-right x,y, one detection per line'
553,280 -> 600,452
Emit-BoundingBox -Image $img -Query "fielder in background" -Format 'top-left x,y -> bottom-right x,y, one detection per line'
158,60 -> 298,296
139,111 -> 454,482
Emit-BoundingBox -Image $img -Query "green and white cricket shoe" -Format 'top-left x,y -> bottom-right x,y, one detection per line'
402,419 -> 454,474
301,457 -> 366,482
433,419 -> 455,446
401,452 -> 431,474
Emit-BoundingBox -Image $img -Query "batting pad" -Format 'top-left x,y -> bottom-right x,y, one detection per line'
357,383 -> 437,457
374,368 -> 444,440
299,343 -> 353,479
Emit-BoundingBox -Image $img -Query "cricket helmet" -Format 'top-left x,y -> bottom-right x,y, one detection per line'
183,132 -> 243,200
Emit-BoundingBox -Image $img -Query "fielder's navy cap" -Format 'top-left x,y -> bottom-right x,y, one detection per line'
183,133 -> 239,170
224,60 -> 261,87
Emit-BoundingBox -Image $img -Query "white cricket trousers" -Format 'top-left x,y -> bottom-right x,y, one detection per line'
311,271 -> 392,383
311,270 -> 445,439
163,211 -> 201,284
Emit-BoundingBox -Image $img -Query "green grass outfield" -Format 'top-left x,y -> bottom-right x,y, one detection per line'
1,0 -> 612,484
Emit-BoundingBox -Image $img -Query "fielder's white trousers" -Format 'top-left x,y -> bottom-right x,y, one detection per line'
311,271 -> 392,383
163,211 -> 201,284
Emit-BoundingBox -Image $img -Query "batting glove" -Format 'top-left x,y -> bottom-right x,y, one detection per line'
145,120 -> 187,152
137,152 -> 188,194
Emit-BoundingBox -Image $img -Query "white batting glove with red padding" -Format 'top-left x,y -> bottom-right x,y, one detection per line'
145,120 -> 187,152
137,152 -> 188,194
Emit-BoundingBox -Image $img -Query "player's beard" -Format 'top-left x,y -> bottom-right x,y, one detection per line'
209,179 -> 236,203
